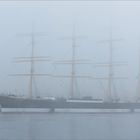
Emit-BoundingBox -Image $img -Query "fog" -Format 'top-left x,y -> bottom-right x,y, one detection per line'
0,1 -> 140,101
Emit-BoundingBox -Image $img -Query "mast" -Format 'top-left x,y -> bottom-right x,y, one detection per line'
11,27 -> 50,98
54,24 -> 84,99
97,25 -> 126,102
71,24 -> 76,98
29,30 -> 35,98
136,47 -> 140,102
53,24 -> 95,99
108,24 -> 113,102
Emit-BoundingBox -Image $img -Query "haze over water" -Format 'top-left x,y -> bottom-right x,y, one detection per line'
0,1 -> 140,140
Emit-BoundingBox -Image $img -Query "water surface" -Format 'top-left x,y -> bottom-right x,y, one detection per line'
0,111 -> 140,140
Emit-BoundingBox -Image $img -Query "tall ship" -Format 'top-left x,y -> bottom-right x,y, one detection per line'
0,25 -> 140,112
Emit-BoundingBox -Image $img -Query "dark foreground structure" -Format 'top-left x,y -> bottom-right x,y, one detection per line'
0,95 -> 140,112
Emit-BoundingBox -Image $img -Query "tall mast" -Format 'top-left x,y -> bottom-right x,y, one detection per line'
136,47 -> 140,102
29,28 -> 35,98
71,25 -> 76,98
108,24 -> 113,102
97,24 -> 126,102
53,24 -> 94,99
11,25 -> 50,98
55,24 -> 84,99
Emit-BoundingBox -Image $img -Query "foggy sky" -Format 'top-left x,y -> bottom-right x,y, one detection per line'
0,1 -> 140,101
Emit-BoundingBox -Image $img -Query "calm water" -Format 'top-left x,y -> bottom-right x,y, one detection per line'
0,111 -> 140,140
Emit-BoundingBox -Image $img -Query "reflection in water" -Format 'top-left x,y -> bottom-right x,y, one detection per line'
69,116 -> 76,140
0,112 -> 140,140
28,115 -> 36,140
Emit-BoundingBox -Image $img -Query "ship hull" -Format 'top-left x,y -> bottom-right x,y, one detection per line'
0,96 -> 140,111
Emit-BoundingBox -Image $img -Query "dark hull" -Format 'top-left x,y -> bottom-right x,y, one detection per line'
0,96 -> 140,110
